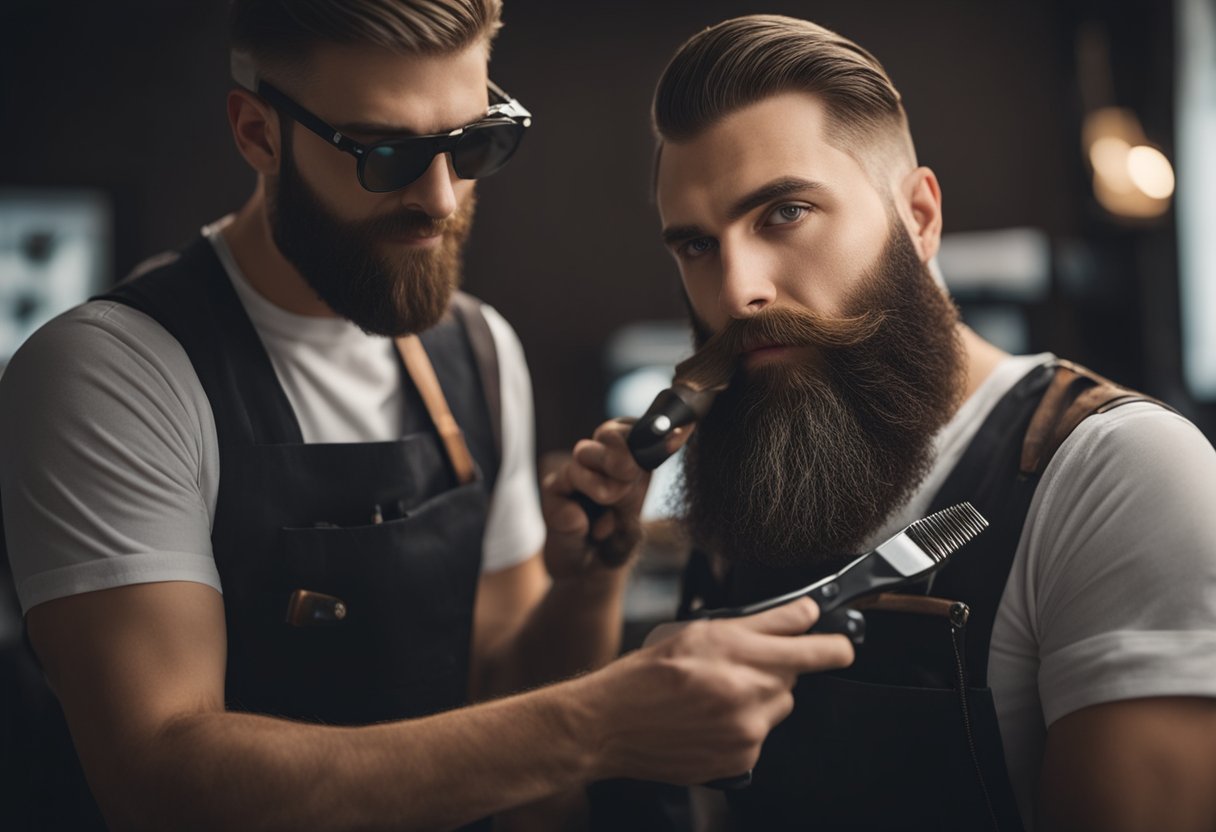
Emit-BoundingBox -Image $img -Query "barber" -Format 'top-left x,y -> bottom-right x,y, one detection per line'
0,3 -> 855,830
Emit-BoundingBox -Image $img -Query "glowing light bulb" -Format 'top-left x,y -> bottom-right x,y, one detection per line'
1126,145 -> 1175,199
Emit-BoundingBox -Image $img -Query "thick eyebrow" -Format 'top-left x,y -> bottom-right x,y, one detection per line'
661,176 -> 827,248
662,224 -> 706,248
727,176 -> 826,221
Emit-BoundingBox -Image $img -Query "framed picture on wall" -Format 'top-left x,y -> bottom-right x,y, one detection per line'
0,188 -> 111,369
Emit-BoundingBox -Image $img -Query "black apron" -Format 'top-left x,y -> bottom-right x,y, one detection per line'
682,363 -> 1057,832
27,234 -> 500,829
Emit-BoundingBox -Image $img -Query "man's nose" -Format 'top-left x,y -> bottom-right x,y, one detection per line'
718,244 -> 777,319
399,152 -> 459,219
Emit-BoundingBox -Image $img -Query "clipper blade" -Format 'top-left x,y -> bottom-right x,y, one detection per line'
902,502 -> 988,563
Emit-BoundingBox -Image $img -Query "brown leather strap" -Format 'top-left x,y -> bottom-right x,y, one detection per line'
1020,359 -> 1174,476
396,334 -> 477,485
448,292 -> 502,459
854,592 -> 959,619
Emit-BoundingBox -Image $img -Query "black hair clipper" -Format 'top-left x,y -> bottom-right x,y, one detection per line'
572,382 -> 721,534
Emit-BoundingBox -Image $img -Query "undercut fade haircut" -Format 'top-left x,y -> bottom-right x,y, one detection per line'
653,14 -> 916,183
230,0 -> 504,84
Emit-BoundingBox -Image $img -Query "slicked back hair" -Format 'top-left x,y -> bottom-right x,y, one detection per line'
653,15 -> 916,185
230,0 -> 503,84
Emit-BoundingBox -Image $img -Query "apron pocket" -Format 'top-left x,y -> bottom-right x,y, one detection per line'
267,481 -> 487,724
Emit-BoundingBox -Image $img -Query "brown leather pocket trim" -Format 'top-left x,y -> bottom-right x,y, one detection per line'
854,592 -> 959,619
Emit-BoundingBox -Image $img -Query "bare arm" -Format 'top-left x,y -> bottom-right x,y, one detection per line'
473,419 -> 669,697
1037,697 -> 1216,832
30,581 -> 594,832
32,580 -> 851,831
470,555 -> 626,831
470,553 -> 627,699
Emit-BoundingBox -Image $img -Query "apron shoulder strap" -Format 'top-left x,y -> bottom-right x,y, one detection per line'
396,335 -> 478,486
1020,359 -> 1175,476
447,292 -> 502,461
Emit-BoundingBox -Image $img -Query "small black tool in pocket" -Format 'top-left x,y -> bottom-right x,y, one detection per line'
285,589 -> 349,627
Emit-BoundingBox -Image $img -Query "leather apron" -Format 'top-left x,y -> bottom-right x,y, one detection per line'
26,234 -> 499,829
683,363 -> 1059,831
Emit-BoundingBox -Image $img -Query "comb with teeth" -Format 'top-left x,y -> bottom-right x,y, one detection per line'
693,502 -> 988,621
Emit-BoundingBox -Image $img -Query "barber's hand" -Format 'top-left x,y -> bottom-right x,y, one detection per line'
571,597 -> 854,785
541,418 -> 655,577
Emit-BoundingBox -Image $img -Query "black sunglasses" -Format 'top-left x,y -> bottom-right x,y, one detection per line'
254,79 -> 532,193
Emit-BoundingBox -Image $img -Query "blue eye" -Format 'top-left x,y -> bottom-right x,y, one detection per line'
681,237 -> 717,259
766,204 -> 810,226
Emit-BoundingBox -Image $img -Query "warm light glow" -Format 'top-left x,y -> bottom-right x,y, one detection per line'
1126,145 -> 1176,199
1083,108 -> 1174,219
1089,107 -> 1172,217
1089,136 -> 1134,193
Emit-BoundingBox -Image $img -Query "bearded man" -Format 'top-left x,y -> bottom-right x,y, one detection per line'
651,14 -> 1216,832
0,3 -> 859,830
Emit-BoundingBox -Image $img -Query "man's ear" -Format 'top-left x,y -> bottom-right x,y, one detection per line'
897,167 -> 943,264
227,88 -> 282,176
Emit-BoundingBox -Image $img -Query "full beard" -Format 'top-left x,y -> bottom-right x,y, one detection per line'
267,131 -> 475,337
680,225 -> 966,569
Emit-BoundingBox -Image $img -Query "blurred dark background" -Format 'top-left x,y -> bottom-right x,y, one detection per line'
1,0 -> 1211,452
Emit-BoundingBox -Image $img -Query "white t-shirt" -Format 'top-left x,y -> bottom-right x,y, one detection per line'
1,218 -> 546,614
858,353 -> 1216,829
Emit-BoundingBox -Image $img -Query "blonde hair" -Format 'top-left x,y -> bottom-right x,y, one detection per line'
230,0 -> 504,83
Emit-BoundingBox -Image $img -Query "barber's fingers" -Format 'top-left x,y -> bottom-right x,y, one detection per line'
576,427 -> 643,484
690,613 -> 854,680
646,605 -> 854,677
730,597 -> 821,635
543,462 -> 619,518
645,599 -> 826,648
541,468 -> 591,535
591,417 -> 636,445
567,446 -> 641,506
729,627 -> 856,679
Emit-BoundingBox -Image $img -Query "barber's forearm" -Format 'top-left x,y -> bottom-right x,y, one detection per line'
481,568 -> 629,696
100,683 -> 595,832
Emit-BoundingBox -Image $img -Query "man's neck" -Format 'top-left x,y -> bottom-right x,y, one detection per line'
958,324 -> 1010,401
220,184 -> 338,317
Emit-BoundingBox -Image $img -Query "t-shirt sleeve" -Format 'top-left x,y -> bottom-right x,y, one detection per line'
0,302 -> 222,614
1024,403 -> 1216,726
477,304 -> 545,573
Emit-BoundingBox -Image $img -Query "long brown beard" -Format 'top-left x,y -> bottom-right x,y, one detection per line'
680,224 -> 965,568
268,129 -> 475,336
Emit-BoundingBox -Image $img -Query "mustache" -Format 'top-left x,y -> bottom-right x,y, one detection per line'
676,304 -> 887,390
355,208 -> 470,240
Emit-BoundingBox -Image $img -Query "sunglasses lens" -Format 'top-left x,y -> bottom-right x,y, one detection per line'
451,122 -> 525,180
360,142 -> 433,192
358,122 -> 524,192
